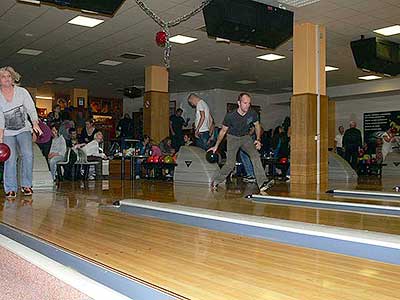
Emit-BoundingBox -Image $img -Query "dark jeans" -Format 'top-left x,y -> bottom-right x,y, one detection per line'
195,131 -> 210,151
214,135 -> 267,188
172,134 -> 184,152
345,145 -> 359,170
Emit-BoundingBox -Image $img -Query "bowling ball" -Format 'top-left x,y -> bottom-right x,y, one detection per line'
363,154 -> 370,160
158,156 -> 165,164
147,156 -> 155,163
164,155 -> 174,164
206,151 -> 218,164
0,143 -> 10,162
153,155 -> 159,163
279,157 -> 288,164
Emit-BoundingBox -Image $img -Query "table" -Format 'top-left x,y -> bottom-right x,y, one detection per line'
120,155 -> 148,180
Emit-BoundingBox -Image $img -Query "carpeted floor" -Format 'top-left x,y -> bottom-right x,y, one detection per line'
0,246 -> 92,300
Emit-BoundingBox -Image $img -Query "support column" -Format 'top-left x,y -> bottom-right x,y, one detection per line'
291,22 -> 328,187
328,101 -> 336,150
144,65 -> 169,143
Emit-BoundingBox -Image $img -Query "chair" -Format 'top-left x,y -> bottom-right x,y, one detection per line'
74,148 -> 101,180
56,148 -> 71,181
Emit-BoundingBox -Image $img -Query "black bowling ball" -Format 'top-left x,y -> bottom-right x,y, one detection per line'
206,151 -> 218,164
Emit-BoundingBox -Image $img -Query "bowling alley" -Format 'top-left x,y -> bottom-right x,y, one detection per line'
1,0 -> 400,299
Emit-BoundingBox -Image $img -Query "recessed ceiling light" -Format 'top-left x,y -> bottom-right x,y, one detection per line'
17,48 -> 42,56
55,77 -> 75,82
358,75 -> 382,81
68,16 -> 104,28
257,54 -> 286,61
18,0 -> 40,4
278,0 -> 320,8
181,72 -> 203,77
235,80 -> 257,84
36,96 -> 53,100
98,60 -> 123,66
373,25 -> 400,36
216,37 -> 230,43
325,66 -> 339,72
170,35 -> 198,44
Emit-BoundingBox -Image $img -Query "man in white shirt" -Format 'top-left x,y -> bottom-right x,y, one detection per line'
335,125 -> 345,158
187,93 -> 212,150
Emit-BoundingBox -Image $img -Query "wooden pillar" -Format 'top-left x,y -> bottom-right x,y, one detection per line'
71,88 -> 88,108
328,101 -> 336,149
144,65 -> 169,143
291,22 -> 328,187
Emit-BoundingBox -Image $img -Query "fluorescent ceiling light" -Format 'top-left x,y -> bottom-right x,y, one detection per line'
68,16 -> 104,28
236,80 -> 256,84
98,60 -> 122,66
358,75 -> 382,81
278,0 -> 320,8
18,0 -> 40,4
36,96 -> 53,100
170,35 -> 197,44
17,48 -> 42,56
257,54 -> 286,61
55,77 -> 74,82
325,66 -> 339,72
373,25 -> 400,36
216,37 -> 230,43
181,72 -> 203,77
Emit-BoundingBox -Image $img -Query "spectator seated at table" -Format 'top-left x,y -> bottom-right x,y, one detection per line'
159,137 -> 176,156
134,135 -> 152,179
48,124 -> 67,181
80,131 -> 107,179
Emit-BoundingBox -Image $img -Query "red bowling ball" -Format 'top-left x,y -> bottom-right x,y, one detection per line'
0,143 -> 10,162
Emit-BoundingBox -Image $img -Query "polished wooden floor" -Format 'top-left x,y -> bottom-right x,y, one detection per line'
0,178 -> 400,300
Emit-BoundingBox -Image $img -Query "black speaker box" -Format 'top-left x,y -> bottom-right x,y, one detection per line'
203,0 -> 293,49
350,37 -> 400,76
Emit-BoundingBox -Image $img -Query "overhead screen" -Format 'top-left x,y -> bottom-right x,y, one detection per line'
203,0 -> 294,49
351,37 -> 400,76
40,0 -> 125,16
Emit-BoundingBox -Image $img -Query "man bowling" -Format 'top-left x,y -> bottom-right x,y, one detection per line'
208,93 -> 273,192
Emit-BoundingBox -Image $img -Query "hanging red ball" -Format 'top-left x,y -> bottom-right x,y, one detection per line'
156,31 -> 167,47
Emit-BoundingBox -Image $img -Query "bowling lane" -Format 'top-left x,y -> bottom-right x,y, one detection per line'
1,186 -> 400,300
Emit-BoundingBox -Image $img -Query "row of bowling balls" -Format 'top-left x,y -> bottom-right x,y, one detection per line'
359,154 -> 378,165
146,155 -> 176,164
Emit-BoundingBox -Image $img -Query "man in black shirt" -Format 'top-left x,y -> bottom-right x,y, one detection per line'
170,108 -> 188,151
208,93 -> 272,192
343,121 -> 362,169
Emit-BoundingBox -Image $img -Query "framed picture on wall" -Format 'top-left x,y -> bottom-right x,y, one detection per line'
102,100 -> 111,113
78,97 -> 85,107
37,108 -> 47,117
90,99 -> 101,113
169,100 -> 176,116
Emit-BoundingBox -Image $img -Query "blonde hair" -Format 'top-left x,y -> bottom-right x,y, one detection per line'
94,131 -> 103,139
0,66 -> 21,84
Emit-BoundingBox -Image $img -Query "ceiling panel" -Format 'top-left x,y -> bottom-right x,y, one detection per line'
0,0 -> 398,97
